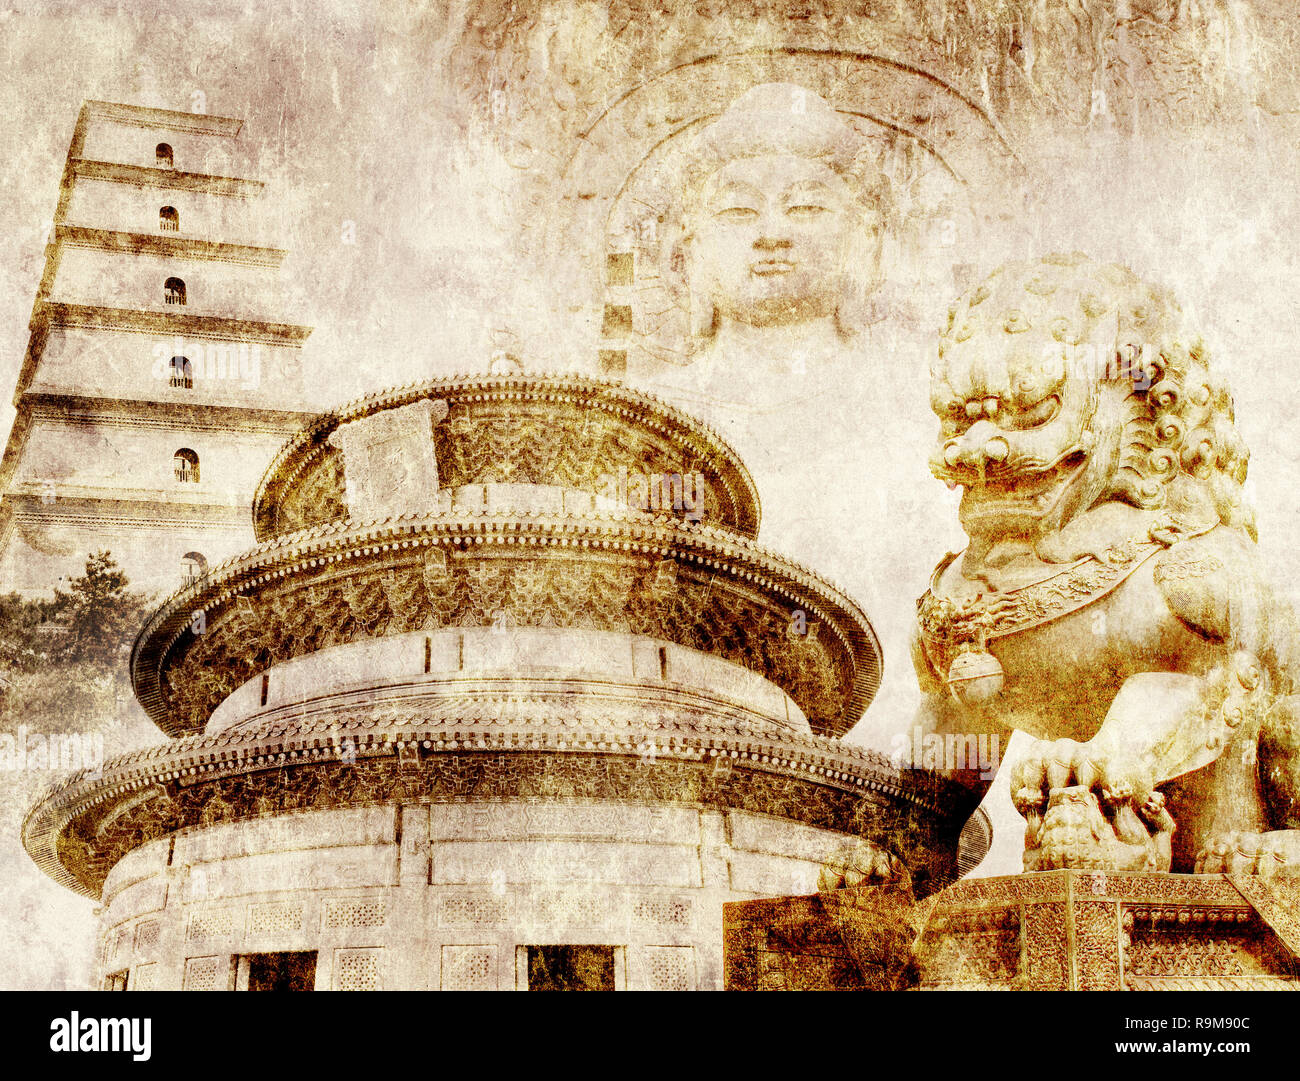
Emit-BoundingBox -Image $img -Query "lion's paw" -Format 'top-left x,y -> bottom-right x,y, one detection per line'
1194,831 -> 1288,876
817,840 -> 910,892
1012,738 -> 1173,872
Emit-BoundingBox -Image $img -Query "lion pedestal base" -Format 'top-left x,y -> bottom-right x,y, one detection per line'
723,871 -> 1300,990
722,883 -> 923,991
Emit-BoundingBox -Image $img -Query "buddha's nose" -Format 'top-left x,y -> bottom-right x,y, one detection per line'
753,233 -> 792,250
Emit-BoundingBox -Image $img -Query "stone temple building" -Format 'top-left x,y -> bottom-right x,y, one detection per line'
0,101 -> 313,596
23,374 -> 971,990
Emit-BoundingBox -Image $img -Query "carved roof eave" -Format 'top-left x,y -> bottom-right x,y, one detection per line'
23,709 -> 968,898
131,509 -> 882,740
70,159 -> 264,197
55,225 -> 287,268
250,373 -> 762,541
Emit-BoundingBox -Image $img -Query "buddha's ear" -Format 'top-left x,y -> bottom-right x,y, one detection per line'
835,218 -> 885,338
684,236 -> 718,347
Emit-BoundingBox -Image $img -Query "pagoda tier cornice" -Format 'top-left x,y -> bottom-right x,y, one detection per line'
55,224 -> 287,268
130,508 -> 882,741
2,499 -> 250,564
80,101 -> 243,138
69,159 -> 265,198
5,495 -> 252,528
18,392 -> 315,431
33,302 -> 312,343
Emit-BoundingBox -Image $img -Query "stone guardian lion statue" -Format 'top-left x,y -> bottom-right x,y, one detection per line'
914,252 -> 1300,877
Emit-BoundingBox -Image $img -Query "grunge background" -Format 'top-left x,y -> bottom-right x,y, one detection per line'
3,0 -> 1300,988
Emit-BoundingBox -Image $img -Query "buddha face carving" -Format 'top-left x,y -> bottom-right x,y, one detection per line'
677,82 -> 883,346
690,153 -> 855,329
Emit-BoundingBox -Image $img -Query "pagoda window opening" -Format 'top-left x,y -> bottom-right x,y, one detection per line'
159,206 -> 179,232
105,970 -> 128,991
164,277 -> 186,306
155,143 -> 173,168
180,551 -> 207,583
174,448 -> 199,484
169,356 -> 192,389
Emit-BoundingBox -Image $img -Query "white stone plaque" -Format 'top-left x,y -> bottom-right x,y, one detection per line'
327,398 -> 449,521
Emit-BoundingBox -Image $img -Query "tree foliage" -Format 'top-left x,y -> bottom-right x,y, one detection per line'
50,551 -> 151,668
0,552 -> 153,993
0,551 -> 154,741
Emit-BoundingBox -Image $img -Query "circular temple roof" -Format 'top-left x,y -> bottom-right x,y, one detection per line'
27,374 -> 942,900
23,704 -> 975,899
131,510 -> 882,740
132,373 -> 884,741
251,373 -> 763,542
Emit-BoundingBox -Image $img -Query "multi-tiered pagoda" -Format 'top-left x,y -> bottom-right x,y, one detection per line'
0,101 -> 314,596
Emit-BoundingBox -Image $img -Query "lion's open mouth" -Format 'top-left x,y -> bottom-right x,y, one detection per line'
958,450 -> 1088,521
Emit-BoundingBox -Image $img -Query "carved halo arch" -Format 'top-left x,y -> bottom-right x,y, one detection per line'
556,48 -> 1024,370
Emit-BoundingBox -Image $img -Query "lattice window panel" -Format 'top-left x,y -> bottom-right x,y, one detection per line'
440,945 -> 497,990
248,902 -> 303,934
633,897 -> 693,927
644,946 -> 695,991
183,955 -> 225,991
323,898 -> 387,929
134,920 -> 161,953
131,963 -> 158,991
188,908 -> 239,940
110,925 -> 131,961
534,892 -> 603,926
438,896 -> 508,927
334,948 -> 383,991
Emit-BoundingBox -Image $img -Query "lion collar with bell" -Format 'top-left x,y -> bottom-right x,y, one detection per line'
917,517 -> 1217,705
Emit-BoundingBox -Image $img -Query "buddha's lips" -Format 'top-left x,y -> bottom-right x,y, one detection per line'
751,260 -> 795,276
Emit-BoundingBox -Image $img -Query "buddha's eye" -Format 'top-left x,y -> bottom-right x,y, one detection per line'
786,204 -> 829,220
714,206 -> 759,223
